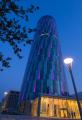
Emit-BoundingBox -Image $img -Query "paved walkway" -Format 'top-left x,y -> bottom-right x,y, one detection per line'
0,114 -> 80,120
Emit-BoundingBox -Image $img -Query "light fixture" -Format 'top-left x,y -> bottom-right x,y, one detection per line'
4,92 -> 8,96
64,57 -> 73,65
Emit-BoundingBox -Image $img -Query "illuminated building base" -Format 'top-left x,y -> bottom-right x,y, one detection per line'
20,95 -> 82,119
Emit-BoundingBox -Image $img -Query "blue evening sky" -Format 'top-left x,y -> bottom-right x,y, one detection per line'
0,0 -> 82,101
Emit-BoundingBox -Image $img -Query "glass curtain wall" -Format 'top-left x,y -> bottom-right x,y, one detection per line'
19,15 -> 69,103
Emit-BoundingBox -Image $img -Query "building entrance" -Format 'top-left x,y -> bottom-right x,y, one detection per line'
60,108 -> 68,118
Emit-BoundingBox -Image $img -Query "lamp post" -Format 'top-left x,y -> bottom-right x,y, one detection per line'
64,58 -> 82,120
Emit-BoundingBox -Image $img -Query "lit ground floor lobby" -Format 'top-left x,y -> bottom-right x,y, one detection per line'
31,95 -> 82,119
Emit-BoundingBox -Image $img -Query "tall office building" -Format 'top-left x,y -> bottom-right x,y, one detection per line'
20,15 -> 68,102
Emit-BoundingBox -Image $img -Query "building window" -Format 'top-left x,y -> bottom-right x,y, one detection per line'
34,83 -> 36,93
54,105 -> 57,116
41,102 -> 46,113
38,69 -> 40,80
47,104 -> 50,116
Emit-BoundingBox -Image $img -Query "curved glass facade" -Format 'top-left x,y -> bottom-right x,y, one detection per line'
20,15 -> 68,102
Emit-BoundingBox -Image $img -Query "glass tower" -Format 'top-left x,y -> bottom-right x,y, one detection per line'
20,15 -> 68,102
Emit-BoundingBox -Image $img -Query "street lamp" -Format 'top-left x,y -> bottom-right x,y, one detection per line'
4,92 -> 8,96
64,57 -> 82,120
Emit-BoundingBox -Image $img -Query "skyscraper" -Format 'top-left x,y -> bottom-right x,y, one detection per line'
20,15 -> 68,103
